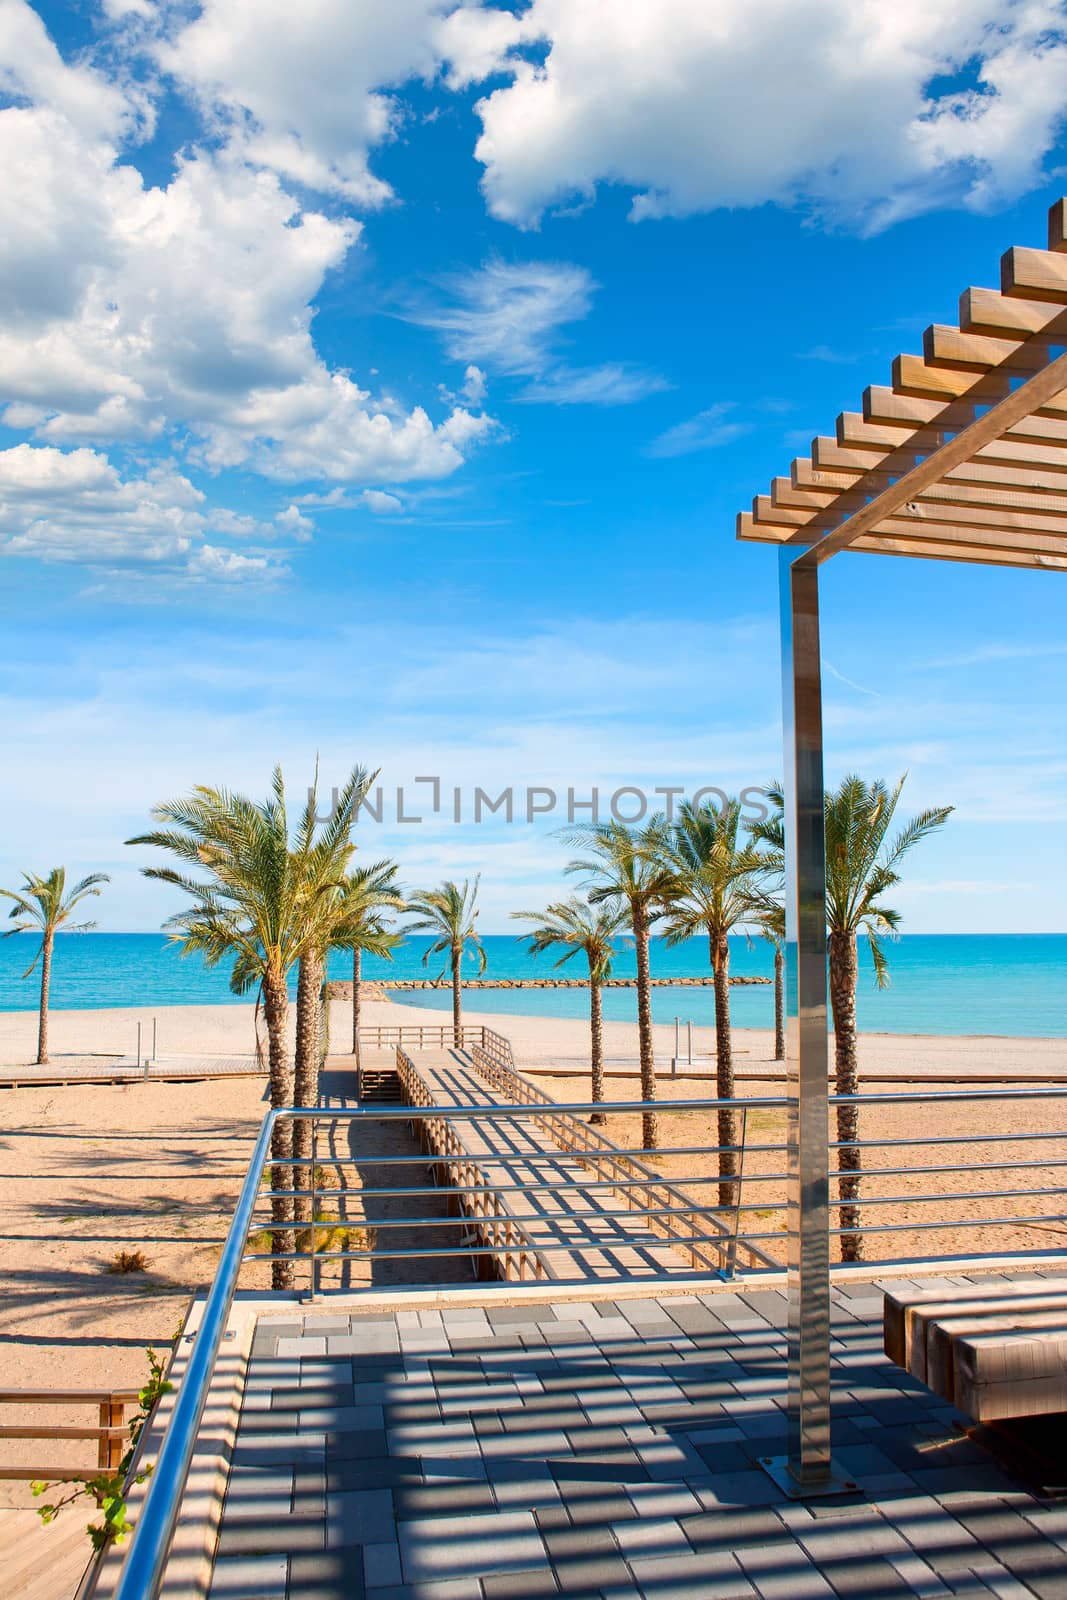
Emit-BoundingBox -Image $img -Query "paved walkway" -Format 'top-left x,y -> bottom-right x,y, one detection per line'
209,1273 -> 1067,1600
396,1048 -> 700,1282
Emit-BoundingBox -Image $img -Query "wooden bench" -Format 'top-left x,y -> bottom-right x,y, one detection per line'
883,1279 -> 1067,1422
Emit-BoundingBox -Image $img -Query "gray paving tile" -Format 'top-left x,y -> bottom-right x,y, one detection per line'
210,1552 -> 288,1599
363,1542 -> 404,1588
325,1487 -> 395,1547
398,1511 -> 545,1582
627,1549 -> 756,1598
734,1541 -> 837,1600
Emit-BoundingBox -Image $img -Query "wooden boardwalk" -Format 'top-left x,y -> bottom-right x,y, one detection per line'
385,1045 -> 701,1284
0,1053 -> 263,1088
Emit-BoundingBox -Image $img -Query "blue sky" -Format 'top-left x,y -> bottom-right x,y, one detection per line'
2,0 -> 1066,932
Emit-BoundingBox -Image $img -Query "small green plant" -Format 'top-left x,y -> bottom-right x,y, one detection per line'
32,1345 -> 174,1550
106,1249 -> 151,1275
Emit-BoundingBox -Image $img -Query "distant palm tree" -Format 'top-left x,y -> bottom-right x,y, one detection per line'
128,768 -> 361,1289
756,899 -> 786,1064
657,800 -> 769,1205
513,897 -> 628,1123
405,878 -> 486,1045
0,867 -> 109,1064
563,820 -> 674,1150
757,776 -> 952,1261
333,860 -> 404,1068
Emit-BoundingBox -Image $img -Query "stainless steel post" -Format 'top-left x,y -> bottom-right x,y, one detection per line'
769,544 -> 836,1494
687,1020 -> 693,1065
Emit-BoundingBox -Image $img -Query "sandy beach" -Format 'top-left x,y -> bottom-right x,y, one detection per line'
0,993 -> 1064,1502
1,993 -> 1064,1078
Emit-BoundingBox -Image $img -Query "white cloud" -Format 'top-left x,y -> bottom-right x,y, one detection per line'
157,0 -> 453,206
0,6 -> 495,489
0,442 -> 284,580
460,365 -> 487,406
418,260 -> 594,375
645,403 -> 753,458
441,0 -> 1067,231
0,0 -> 146,142
519,363 -> 670,405
275,504 -> 315,539
414,259 -> 666,405
361,489 -> 405,514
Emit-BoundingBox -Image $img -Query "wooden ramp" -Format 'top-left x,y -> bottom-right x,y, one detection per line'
396,1047 -> 691,1283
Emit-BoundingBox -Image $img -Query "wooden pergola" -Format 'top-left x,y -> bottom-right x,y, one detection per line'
737,199 -> 1067,1494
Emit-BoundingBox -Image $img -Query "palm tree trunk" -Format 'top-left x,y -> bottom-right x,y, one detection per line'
352,945 -> 362,1067
589,975 -> 606,1125
712,931 -> 737,1208
37,931 -> 52,1065
633,907 -> 658,1150
294,953 -> 322,1229
773,942 -> 785,1062
263,969 -> 296,1291
829,929 -> 862,1262
451,943 -> 462,1047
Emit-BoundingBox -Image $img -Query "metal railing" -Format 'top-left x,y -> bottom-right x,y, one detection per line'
0,1389 -> 140,1481
111,1080 -> 1067,1600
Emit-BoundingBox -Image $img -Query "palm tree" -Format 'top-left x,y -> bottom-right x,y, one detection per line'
405,878 -> 486,1045
757,776 -> 952,1261
657,800 -> 770,1205
563,820 -> 674,1150
127,768 -> 361,1289
333,860 -> 404,1068
0,868 -> 109,1064
755,899 -> 786,1064
290,770 -> 374,1220
513,897 -> 628,1124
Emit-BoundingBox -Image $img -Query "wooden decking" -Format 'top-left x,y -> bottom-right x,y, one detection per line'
0,1509 -> 89,1600
0,1053 -> 263,1088
388,1046 -> 695,1283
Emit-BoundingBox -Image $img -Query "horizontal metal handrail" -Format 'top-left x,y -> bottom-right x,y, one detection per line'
112,1075 -> 1067,1600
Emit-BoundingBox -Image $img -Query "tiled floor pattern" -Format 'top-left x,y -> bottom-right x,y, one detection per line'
209,1276 -> 1067,1600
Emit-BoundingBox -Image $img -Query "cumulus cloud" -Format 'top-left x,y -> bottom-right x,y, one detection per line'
0,2 -> 494,490
0,443 -> 285,580
157,0 -> 453,206
413,259 -> 666,405
437,0 -> 1067,231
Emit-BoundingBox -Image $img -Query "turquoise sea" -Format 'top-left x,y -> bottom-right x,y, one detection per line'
0,932 -> 1063,1037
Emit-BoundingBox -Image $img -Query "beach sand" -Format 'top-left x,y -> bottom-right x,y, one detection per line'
0,993 -> 1063,1502
0,992 -> 1064,1078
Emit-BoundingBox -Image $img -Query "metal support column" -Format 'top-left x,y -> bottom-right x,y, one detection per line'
762,547 -> 851,1496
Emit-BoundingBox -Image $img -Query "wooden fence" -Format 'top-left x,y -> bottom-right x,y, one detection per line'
0,1389 -> 140,1481
394,1046 -> 547,1283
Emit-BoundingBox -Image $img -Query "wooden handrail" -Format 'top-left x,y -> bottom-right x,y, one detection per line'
466,1040 -> 777,1274
394,1045 -> 546,1283
0,1390 -> 138,1480
359,1025 -> 488,1049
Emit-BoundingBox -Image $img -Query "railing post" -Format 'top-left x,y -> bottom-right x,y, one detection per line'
309,1120 -> 318,1300
770,545 -> 845,1497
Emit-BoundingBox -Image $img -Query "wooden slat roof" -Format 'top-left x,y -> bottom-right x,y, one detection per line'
738,201 -> 1067,570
